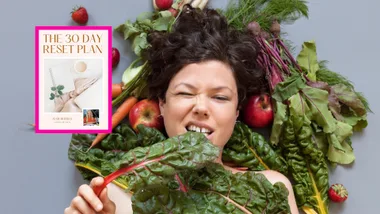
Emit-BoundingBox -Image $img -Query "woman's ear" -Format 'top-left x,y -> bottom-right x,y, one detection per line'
236,110 -> 239,119
158,98 -> 165,117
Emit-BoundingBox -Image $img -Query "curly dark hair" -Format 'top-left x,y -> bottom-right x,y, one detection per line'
145,4 -> 267,108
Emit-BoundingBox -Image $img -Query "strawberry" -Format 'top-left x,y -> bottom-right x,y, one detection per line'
71,6 -> 88,25
328,184 -> 348,203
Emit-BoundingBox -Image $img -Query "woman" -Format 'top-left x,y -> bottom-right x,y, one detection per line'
65,5 -> 298,214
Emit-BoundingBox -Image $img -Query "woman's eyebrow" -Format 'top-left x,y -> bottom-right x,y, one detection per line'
174,82 -> 196,89
174,82 -> 233,93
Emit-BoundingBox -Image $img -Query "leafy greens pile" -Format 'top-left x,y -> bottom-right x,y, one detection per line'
68,124 -> 291,214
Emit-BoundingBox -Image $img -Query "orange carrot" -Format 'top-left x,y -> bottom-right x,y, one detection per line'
87,96 -> 138,151
112,83 -> 123,98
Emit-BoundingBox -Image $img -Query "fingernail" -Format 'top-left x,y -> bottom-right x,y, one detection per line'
96,204 -> 103,211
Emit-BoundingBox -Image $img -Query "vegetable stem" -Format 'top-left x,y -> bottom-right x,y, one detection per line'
93,156 -> 164,196
112,61 -> 148,106
276,36 -> 311,82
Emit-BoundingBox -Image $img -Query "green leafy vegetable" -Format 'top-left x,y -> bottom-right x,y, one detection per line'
222,122 -> 288,175
69,123 -> 291,213
272,73 -> 306,102
115,11 -> 175,57
132,163 -> 291,214
280,115 -> 329,214
220,0 -> 308,32
296,40 -> 320,81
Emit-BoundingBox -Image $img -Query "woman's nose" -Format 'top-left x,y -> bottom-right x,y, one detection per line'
192,96 -> 209,117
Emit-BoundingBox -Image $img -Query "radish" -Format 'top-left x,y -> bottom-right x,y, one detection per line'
153,0 -> 173,10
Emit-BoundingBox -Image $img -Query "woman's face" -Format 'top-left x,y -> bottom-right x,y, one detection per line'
159,60 -> 239,148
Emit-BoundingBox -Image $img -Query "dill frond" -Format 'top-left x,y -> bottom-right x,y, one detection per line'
220,0 -> 309,31
316,61 -> 372,113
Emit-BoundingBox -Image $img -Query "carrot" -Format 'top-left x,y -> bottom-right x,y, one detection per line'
87,96 -> 138,151
112,83 -> 123,98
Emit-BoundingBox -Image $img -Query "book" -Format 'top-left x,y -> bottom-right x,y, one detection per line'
35,26 -> 112,133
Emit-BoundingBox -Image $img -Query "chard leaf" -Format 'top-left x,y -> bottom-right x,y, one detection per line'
272,73 -> 306,102
100,124 -> 166,151
101,124 -> 138,151
300,86 -> 337,133
296,40 -> 320,81
102,131 -> 220,192
68,133 -> 94,161
270,101 -> 288,145
281,116 -> 329,214
222,122 -> 288,175
135,124 -> 167,147
132,163 -> 291,214
331,83 -> 366,116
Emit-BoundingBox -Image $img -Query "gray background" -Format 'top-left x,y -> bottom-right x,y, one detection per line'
0,0 -> 378,213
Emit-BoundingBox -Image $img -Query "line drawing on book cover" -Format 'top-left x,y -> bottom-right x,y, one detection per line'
44,59 -> 103,113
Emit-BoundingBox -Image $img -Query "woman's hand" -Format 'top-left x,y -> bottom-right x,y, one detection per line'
64,177 -> 116,214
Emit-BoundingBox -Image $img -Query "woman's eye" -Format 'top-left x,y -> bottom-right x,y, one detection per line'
214,96 -> 229,101
177,92 -> 193,96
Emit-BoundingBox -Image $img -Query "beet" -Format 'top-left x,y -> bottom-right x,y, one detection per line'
270,20 -> 281,35
247,21 -> 261,36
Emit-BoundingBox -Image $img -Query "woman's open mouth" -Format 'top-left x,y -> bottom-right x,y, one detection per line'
185,124 -> 214,140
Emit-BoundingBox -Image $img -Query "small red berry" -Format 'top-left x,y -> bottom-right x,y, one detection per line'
71,6 -> 88,25
328,184 -> 348,203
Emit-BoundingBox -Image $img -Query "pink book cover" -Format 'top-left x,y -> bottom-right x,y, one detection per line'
35,26 -> 112,133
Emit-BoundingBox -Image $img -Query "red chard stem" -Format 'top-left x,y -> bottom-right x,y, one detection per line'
175,174 -> 188,192
93,156 -> 164,196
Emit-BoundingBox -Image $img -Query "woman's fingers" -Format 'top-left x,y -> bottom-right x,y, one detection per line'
89,176 -> 104,188
77,183 -> 103,212
69,196 -> 95,214
99,188 -> 116,214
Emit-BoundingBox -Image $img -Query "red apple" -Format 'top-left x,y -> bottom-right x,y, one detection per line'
243,94 -> 274,128
112,47 -> 120,68
129,99 -> 164,132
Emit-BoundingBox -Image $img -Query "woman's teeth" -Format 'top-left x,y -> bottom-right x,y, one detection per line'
186,125 -> 211,135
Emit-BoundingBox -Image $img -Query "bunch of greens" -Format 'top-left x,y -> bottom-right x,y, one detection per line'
250,28 -> 369,214
68,123 -> 291,214
219,1 -> 370,213
111,11 -> 176,106
115,10 -> 175,57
